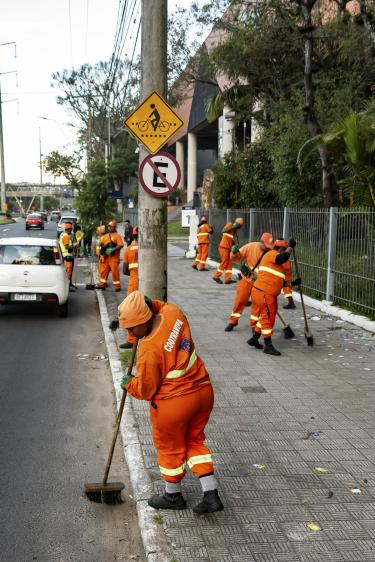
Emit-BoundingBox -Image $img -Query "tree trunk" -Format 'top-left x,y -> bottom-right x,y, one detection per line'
301,1 -> 337,207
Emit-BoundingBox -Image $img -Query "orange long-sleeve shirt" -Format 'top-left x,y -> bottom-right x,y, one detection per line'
219,223 -> 237,250
100,232 -> 124,263
126,303 -> 210,402
254,250 -> 291,296
196,223 -> 213,244
231,242 -> 266,284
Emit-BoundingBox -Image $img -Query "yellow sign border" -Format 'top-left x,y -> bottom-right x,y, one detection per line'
124,91 -> 184,155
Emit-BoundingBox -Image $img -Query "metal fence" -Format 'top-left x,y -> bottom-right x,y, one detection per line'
208,207 -> 375,316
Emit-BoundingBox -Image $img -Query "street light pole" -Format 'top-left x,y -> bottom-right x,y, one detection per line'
0,76 -> 6,212
38,126 -> 44,211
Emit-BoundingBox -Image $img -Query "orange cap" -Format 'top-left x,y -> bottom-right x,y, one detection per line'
108,220 -> 117,227
98,225 -> 106,234
235,217 -> 244,225
118,290 -> 152,329
64,223 -> 73,229
274,239 -> 288,249
260,232 -> 274,249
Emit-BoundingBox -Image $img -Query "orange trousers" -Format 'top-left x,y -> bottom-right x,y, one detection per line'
213,247 -> 232,283
99,258 -> 121,289
126,271 -> 139,343
229,277 -> 253,325
193,243 -> 209,270
150,384 -> 214,483
251,288 -> 278,338
64,260 -> 73,282
98,256 -> 106,284
283,284 -> 293,299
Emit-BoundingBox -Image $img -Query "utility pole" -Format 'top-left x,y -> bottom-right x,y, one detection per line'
0,76 -> 6,212
139,0 -> 168,300
38,126 -> 44,211
87,95 -> 93,167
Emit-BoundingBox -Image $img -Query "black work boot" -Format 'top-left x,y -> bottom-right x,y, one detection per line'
119,342 -> 133,349
213,277 -> 223,284
224,323 -> 235,332
264,343 -> 281,356
192,264 -> 198,270
283,300 -> 296,309
247,336 -> 263,349
148,492 -> 187,510
193,490 -> 224,515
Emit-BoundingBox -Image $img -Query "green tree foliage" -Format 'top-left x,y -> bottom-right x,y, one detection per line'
108,135 -> 139,189
43,150 -> 84,192
75,160 -> 117,231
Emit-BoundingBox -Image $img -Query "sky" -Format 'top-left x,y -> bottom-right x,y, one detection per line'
0,0 -> 189,184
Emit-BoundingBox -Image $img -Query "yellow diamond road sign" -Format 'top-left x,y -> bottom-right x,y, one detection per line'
124,91 -> 184,155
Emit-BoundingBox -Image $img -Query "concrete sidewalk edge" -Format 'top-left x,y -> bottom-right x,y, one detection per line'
96,289 -> 175,562
204,257 -> 375,334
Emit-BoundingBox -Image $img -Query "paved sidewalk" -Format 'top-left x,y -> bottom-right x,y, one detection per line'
104,246 -> 375,562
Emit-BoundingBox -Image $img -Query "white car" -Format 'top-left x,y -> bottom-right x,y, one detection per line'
0,237 -> 69,317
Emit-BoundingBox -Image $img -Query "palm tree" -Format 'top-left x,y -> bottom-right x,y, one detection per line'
297,101 -> 375,206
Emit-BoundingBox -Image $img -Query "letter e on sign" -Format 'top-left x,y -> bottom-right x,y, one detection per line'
139,152 -> 181,198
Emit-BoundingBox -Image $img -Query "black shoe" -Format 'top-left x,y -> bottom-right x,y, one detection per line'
148,493 -> 187,510
119,342 -> 133,349
224,324 -> 235,332
69,286 -> 76,293
224,280 -> 235,284
283,301 -> 296,309
193,490 -> 224,515
264,343 -> 281,356
199,268 -> 209,271
247,336 -> 263,349
115,288 -> 121,292
192,264 -> 198,270
213,277 -> 223,284
95,285 -> 106,290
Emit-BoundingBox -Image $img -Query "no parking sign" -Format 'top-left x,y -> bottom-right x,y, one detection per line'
139,152 -> 181,198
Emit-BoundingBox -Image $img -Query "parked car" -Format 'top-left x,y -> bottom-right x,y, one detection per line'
50,210 -> 61,222
57,214 -> 78,236
0,237 -> 69,317
35,211 -> 48,222
25,213 -> 44,230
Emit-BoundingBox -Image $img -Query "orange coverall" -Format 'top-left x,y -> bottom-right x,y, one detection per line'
228,242 -> 266,327
126,303 -> 214,483
213,223 -> 237,283
59,232 -> 74,282
99,232 -> 124,289
95,236 -> 106,285
193,223 -> 213,270
123,240 -> 139,343
282,260 -> 293,300
251,250 -> 290,338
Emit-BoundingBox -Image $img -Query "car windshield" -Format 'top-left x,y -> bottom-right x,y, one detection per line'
27,214 -> 41,219
0,245 -> 57,265
61,217 -> 76,223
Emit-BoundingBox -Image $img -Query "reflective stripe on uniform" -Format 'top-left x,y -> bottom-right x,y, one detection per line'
165,350 -> 197,379
284,292 -> 292,298
222,233 -> 234,239
159,463 -> 186,476
262,328 -> 273,335
250,315 -> 259,321
187,454 -> 212,469
100,278 -> 107,283
216,268 -> 224,273
114,281 -> 121,285
197,233 -> 208,237
256,321 -> 262,329
225,270 -> 232,274
258,266 -> 285,279
231,312 -> 241,317
129,263 -> 138,269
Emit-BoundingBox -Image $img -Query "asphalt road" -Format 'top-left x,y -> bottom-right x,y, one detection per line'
0,220 -> 144,562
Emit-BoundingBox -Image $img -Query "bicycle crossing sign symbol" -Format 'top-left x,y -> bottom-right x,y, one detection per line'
123,91 -> 184,154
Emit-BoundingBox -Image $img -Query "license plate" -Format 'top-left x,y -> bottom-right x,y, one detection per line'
13,293 -> 37,301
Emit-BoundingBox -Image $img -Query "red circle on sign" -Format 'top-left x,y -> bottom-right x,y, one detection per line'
139,152 -> 181,198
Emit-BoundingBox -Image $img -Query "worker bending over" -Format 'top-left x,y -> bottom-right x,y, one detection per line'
119,291 -> 224,514
192,216 -> 213,271
248,239 -> 300,356
225,232 -> 274,332
98,220 -> 124,291
59,222 -> 76,291
119,226 -> 139,350
213,217 -> 243,284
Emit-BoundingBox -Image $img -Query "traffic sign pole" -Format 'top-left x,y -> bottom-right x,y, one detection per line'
138,0 -> 168,301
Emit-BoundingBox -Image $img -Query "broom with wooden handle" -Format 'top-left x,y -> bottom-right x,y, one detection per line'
292,248 -> 314,346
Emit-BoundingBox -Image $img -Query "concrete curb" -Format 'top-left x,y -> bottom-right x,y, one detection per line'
205,257 -> 375,334
96,289 -> 174,562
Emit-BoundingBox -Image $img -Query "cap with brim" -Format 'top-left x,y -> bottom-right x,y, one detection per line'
260,232 -> 274,249
274,239 -> 288,249
118,290 -> 152,329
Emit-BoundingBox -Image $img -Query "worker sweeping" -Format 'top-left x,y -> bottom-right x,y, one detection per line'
98,220 -> 124,291
118,291 -> 224,514
224,232 -> 274,332
213,217 -> 244,284
119,226 -> 139,350
282,259 -> 296,309
192,216 -> 213,271
59,222 -> 76,292
247,238 -> 300,356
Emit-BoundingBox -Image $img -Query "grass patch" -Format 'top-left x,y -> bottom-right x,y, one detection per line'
0,217 -> 12,225
153,513 -> 163,525
119,349 -> 132,369
168,220 -> 189,237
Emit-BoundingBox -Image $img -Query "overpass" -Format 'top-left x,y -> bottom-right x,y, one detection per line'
6,184 -> 73,214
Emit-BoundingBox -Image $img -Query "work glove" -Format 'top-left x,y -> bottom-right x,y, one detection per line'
232,222 -> 241,230
291,277 -> 302,287
105,247 -> 116,255
288,238 -> 297,248
120,374 -> 133,390
232,244 -> 240,254
109,319 -> 119,331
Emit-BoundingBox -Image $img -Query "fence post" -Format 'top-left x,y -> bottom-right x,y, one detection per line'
326,207 -> 338,302
226,209 -> 230,224
249,208 -> 255,241
282,207 -> 290,240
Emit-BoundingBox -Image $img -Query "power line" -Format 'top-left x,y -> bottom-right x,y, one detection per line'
85,0 -> 89,60
67,0 -> 73,65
